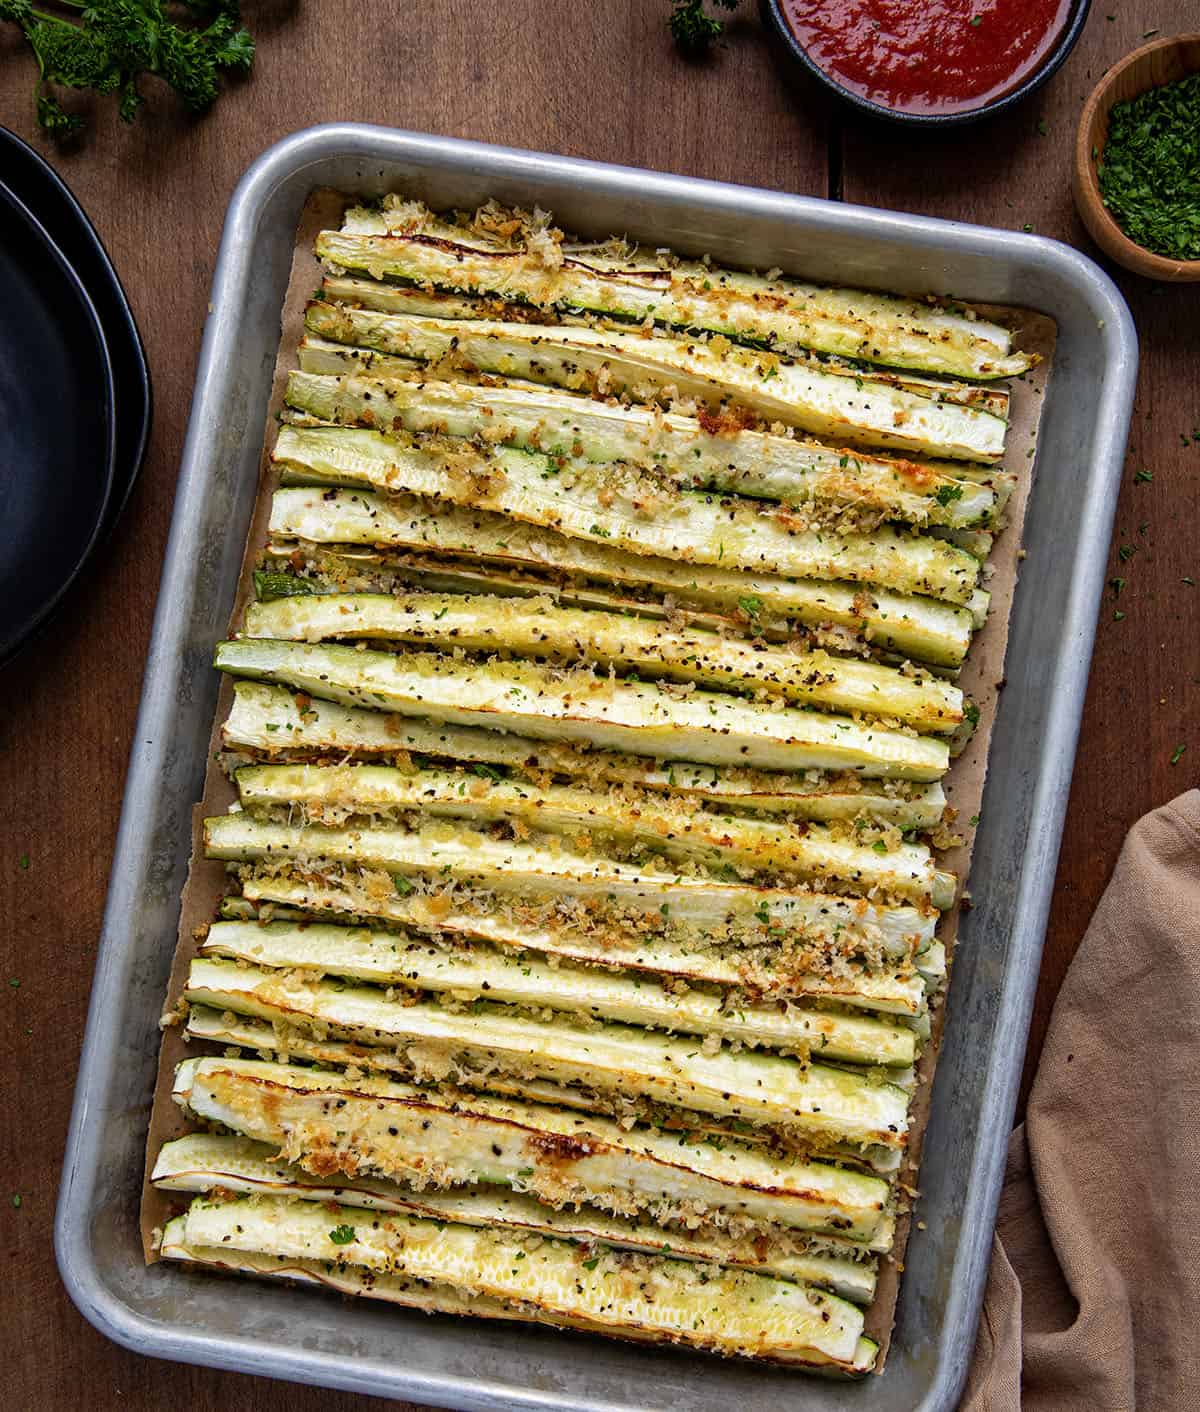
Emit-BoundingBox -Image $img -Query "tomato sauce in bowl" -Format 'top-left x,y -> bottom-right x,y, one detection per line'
770,0 -> 1080,121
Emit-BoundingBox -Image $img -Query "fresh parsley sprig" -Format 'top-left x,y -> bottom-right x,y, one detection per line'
668,0 -> 738,56
0,1 -> 254,138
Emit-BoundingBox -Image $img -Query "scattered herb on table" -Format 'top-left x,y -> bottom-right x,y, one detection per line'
668,0 -> 738,55
1109,576 -> 1126,596
1134,468 -> 1154,483
0,0 -> 255,139
1098,74 -> 1200,262
1170,743 -> 1187,766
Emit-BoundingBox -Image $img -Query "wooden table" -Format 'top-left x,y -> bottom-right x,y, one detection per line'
2,4 -> 1198,1405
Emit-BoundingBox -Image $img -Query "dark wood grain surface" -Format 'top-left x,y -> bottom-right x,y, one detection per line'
1,3 -> 1197,1406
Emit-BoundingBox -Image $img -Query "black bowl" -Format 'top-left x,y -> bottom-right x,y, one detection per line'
0,126 -> 151,535
761,0 -> 1092,128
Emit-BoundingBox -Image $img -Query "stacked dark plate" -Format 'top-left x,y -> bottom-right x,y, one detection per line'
0,128 -> 150,666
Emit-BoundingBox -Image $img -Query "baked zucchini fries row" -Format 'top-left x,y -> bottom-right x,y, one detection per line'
155,192 -> 1026,1374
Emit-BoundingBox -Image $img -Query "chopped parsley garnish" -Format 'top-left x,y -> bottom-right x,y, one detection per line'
1098,74 -> 1200,262
1118,544 -> 1137,562
18,854 -> 29,870
1171,743 -> 1187,766
1110,576 -> 1126,596
1135,468 -> 1154,483
328,1224 -> 356,1245
934,483 -> 964,506
392,875 -> 415,896
472,763 -> 505,782
738,595 -> 763,619
871,839 -> 888,854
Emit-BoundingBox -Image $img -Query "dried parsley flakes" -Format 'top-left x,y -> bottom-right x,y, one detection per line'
1098,75 -> 1200,262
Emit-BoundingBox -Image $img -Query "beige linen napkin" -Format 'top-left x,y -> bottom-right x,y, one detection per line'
962,790 -> 1200,1411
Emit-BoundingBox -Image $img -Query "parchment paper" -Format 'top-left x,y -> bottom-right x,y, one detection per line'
137,188 -> 1057,1373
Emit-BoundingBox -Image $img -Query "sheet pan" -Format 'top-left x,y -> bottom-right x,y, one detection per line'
55,123 -> 1137,1412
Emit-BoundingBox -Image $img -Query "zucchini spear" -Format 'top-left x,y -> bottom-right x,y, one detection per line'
316,221 -> 1030,381
200,920 -> 919,1066
223,680 -> 950,829
233,762 -> 954,907
214,639 -> 952,780
267,485 -> 978,666
203,813 -> 938,955
303,303 -> 1007,462
164,1192 -> 867,1364
271,425 -> 983,606
173,1056 -> 893,1239
240,590 -> 965,734
284,369 -> 998,529
183,957 -> 911,1147
180,1005 -> 910,1173
152,1132 -> 879,1301
158,1218 -> 879,1372
231,873 -> 933,1014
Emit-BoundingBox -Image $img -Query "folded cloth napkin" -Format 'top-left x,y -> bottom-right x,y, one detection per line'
962,790 -> 1200,1411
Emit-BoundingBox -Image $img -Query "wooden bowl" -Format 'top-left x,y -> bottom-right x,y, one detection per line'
1074,34 -> 1200,281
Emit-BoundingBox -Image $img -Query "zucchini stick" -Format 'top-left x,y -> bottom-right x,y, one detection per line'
152,1133 -> 880,1301
303,303 -> 1007,462
200,920 -> 918,1065
167,1192 -> 866,1363
203,814 -> 938,956
173,1056 -> 893,1239
271,425 -> 982,606
180,1006 -> 908,1174
232,872 -> 933,1014
268,485 -> 977,665
183,957 -> 911,1147
316,223 -> 1029,381
223,680 -> 950,828
240,590 -> 964,733
214,639 -> 952,780
285,369 -> 998,528
233,762 -> 952,907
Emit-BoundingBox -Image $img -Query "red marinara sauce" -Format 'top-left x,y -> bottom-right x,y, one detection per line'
781,0 -> 1072,115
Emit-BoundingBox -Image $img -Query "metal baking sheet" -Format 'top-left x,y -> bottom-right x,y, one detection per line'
55,123 -> 1137,1412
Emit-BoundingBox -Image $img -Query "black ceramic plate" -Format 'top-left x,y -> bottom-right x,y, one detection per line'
0,181 -> 117,664
0,126 -> 151,532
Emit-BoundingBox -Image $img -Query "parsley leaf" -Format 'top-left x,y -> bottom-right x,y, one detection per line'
1,0 -> 256,139
328,1224 -> 356,1245
668,0 -> 738,55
